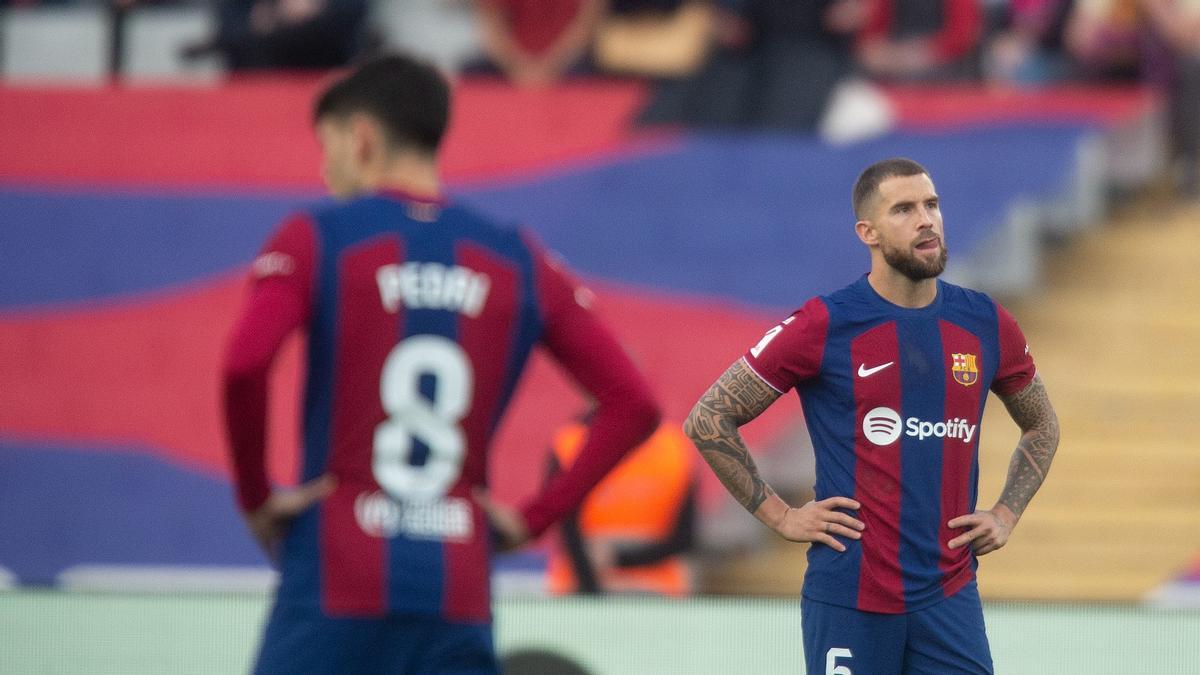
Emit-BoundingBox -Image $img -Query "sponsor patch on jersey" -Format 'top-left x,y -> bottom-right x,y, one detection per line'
951,352 -> 979,386
862,406 -> 977,446
354,491 -> 472,541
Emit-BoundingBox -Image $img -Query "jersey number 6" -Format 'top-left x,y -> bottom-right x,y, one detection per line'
373,335 -> 474,503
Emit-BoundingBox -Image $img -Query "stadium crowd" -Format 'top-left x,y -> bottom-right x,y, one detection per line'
3,0 -> 1195,195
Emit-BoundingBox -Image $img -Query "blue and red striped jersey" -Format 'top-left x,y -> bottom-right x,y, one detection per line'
744,275 -> 1035,614
224,190 -> 658,622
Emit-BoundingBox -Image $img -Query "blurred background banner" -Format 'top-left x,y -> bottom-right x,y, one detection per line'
0,75 -> 1149,586
2,0 -> 1200,671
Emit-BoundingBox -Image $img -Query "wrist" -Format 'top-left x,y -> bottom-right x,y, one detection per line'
992,502 -> 1019,529
753,493 -> 791,532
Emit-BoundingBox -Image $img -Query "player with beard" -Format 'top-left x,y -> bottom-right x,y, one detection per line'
684,158 -> 1060,674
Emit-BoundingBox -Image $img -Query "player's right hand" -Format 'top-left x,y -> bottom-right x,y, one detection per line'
772,497 -> 865,552
244,474 -> 337,563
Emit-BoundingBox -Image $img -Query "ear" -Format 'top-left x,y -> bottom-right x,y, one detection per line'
349,113 -> 379,163
855,219 -> 878,246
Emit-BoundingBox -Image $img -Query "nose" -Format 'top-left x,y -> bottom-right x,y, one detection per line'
916,206 -> 935,230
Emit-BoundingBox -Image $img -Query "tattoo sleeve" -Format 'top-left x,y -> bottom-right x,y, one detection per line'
683,358 -> 782,513
996,375 -> 1060,519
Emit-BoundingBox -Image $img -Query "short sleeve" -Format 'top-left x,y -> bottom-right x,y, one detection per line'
742,296 -> 830,393
991,303 -> 1036,396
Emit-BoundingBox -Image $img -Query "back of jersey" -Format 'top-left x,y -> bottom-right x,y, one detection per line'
280,192 -> 543,622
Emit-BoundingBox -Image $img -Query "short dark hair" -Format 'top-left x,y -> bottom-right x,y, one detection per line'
852,158 -> 929,220
313,53 -> 450,155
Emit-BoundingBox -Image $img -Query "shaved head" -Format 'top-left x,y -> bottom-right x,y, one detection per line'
852,158 -> 930,220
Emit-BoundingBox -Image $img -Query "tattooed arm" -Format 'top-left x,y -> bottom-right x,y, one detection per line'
995,375 -> 1061,518
948,375 -> 1060,555
684,359 -> 864,551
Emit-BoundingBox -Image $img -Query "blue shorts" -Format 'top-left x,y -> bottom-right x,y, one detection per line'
801,581 -> 992,675
252,602 -> 498,675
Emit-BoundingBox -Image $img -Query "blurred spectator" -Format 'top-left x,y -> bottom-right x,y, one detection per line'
982,0 -> 1074,84
1064,0 -> 1144,79
857,0 -> 984,81
639,0 -> 870,132
468,0 -> 606,87
592,0 -> 712,79
183,0 -> 369,70
1065,0 -> 1200,196
545,412 -> 697,596
1137,0 -> 1200,195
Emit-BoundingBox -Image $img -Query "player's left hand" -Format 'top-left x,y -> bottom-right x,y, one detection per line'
473,488 -> 531,552
947,504 -> 1018,556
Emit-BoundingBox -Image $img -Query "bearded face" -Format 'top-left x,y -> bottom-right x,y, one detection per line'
863,173 -> 948,282
880,233 -> 948,281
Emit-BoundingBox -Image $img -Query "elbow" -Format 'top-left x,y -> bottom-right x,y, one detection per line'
682,401 -> 706,446
629,387 -> 662,440
608,377 -> 660,442
222,333 -> 274,388
221,348 -> 271,395
222,358 -> 262,389
1042,405 -> 1062,447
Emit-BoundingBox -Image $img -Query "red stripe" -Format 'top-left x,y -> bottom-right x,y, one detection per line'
937,320 -> 983,596
441,243 -> 519,621
852,322 -> 905,613
320,236 -> 402,616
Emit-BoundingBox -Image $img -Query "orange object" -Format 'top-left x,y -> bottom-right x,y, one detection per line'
546,422 -> 694,596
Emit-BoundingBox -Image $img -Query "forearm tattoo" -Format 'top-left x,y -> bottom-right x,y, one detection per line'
683,359 -> 782,513
997,375 -> 1060,518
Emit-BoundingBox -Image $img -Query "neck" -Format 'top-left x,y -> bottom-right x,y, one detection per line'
867,265 -> 938,308
361,153 -> 441,199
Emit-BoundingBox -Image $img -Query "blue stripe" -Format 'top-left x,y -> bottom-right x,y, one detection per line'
1,125 -> 1089,311
386,209 -> 458,616
897,317 -> 947,607
0,444 -> 264,584
0,187 -> 304,308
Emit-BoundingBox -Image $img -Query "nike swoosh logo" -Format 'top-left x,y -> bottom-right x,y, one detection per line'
858,362 -> 895,377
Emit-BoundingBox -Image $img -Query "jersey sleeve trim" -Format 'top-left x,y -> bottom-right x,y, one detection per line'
741,356 -> 786,394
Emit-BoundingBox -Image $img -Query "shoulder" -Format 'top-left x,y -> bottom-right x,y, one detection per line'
816,277 -> 875,320
939,279 -> 1001,315
795,295 -> 831,323
440,201 -> 534,253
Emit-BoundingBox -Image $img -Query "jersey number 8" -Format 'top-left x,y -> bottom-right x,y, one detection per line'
373,335 -> 474,503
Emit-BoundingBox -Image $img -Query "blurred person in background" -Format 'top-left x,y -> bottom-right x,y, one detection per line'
545,409 -> 697,597
223,52 -> 660,673
857,0 -> 985,80
1066,0 -> 1200,195
183,0 -> 370,70
468,0 -> 607,87
685,158 -> 1060,673
1138,0 -> 1200,196
981,0 -> 1074,84
1064,0 -> 1144,79
638,0 -> 870,131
